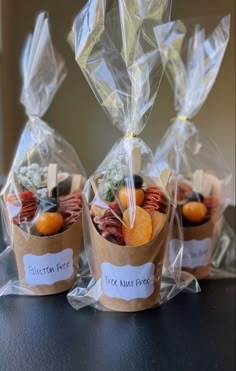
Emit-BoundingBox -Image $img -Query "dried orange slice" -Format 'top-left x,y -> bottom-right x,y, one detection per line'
122,206 -> 152,246
150,211 -> 167,239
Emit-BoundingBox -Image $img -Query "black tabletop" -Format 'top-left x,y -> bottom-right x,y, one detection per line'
0,208 -> 235,371
0,280 -> 235,371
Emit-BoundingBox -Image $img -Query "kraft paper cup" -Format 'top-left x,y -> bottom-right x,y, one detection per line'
13,216 -> 82,295
171,218 -> 216,280
83,197 -> 168,312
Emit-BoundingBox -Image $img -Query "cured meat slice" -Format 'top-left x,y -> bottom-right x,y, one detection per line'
92,200 -> 125,245
5,191 -> 38,223
204,196 -> 220,219
143,186 -> 168,214
177,182 -> 193,202
58,190 -> 82,230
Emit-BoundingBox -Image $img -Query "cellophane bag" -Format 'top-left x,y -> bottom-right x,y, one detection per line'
153,15 -> 235,280
0,12 -> 86,296
67,0 -> 199,312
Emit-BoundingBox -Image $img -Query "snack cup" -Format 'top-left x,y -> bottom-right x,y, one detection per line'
13,217 -> 82,295
84,198 -> 168,312
171,218 -> 217,279
169,171 -> 222,280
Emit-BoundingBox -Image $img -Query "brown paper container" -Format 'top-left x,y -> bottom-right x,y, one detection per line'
84,198 -> 168,312
172,218 -> 216,280
13,216 -> 82,295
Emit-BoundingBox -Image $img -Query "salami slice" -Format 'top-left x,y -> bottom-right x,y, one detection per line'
92,200 -> 125,245
143,186 -> 168,213
58,190 -> 82,229
5,191 -> 38,223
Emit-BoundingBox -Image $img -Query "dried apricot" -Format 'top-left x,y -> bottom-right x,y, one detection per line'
182,201 -> 207,223
35,212 -> 63,235
150,211 -> 167,239
118,187 -> 144,209
122,206 -> 152,246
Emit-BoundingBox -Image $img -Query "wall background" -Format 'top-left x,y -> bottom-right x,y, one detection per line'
0,0 -> 235,203
0,0 -> 3,175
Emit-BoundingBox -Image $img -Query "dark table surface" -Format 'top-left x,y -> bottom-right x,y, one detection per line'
0,207 -> 235,371
0,280 -> 235,371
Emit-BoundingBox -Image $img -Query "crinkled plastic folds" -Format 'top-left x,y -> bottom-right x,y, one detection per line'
0,12 -> 86,296
152,15 -> 235,280
67,0 -> 200,312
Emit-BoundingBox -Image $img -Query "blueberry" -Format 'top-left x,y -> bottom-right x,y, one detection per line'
123,174 -> 143,189
187,192 -> 204,203
133,175 -> 143,188
40,197 -> 57,212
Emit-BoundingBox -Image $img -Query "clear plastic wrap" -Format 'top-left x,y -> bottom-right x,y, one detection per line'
67,0 -> 199,312
0,12 -> 86,296
152,15 -> 235,279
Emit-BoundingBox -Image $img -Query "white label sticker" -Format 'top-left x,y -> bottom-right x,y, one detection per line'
23,248 -> 73,286
101,262 -> 155,301
169,239 -> 211,269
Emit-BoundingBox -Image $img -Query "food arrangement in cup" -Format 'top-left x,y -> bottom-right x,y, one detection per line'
4,163 -> 84,236
171,169 -> 222,279
90,171 -> 170,248
176,169 -> 221,228
1,162 -> 86,295
83,161 -> 171,311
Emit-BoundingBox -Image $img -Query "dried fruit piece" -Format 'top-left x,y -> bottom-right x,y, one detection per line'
118,187 -> 144,209
122,206 -> 152,246
35,212 -> 63,235
182,202 -> 207,224
150,211 -> 167,239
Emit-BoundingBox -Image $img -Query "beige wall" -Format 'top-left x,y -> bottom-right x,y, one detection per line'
0,56 -> 3,175
1,0 -> 235,202
0,0 -> 3,174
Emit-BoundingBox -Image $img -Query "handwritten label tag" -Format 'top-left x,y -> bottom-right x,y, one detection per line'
169,239 -> 211,268
101,262 -> 155,301
23,248 -> 73,286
